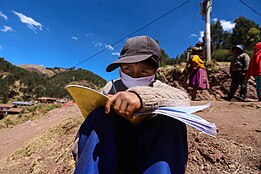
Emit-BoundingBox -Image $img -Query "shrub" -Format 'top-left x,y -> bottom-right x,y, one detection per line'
212,49 -> 232,62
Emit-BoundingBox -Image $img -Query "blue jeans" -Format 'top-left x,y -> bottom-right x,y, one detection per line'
74,107 -> 188,174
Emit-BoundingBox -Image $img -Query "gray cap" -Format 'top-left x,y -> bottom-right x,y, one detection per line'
106,36 -> 161,72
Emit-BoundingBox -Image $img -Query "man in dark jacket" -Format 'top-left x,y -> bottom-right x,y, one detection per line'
225,44 -> 250,101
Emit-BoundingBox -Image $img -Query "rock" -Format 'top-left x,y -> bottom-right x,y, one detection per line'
198,147 -> 224,164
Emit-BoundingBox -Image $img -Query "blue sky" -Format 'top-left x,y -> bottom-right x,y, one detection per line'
0,0 -> 260,81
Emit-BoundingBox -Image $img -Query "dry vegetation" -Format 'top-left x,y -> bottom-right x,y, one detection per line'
0,103 -> 61,130
0,117 -> 81,174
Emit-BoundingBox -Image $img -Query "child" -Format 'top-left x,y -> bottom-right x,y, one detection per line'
73,36 -> 190,174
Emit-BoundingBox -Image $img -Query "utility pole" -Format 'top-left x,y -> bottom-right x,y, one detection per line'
200,0 -> 212,62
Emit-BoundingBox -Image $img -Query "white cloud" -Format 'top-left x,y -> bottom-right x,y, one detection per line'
190,34 -> 198,37
199,31 -> 204,42
13,11 -> 43,33
1,25 -> 14,32
93,41 -> 116,53
0,45 -> 2,50
94,42 -> 103,47
71,36 -> 78,40
212,18 -> 218,22
94,42 -> 114,50
220,20 -> 235,32
212,17 -> 235,33
0,11 -> 8,20
112,52 -> 120,56
105,44 -> 114,51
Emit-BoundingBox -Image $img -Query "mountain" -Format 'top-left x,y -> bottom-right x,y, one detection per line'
0,58 -> 107,103
19,64 -> 58,77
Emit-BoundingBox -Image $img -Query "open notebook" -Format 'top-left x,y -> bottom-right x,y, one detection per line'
65,84 -> 217,137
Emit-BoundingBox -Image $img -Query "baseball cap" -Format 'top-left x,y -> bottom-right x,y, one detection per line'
192,46 -> 203,53
232,44 -> 245,52
106,36 -> 161,72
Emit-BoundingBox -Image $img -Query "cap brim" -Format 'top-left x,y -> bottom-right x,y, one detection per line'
232,45 -> 244,51
235,46 -> 244,51
106,54 -> 153,72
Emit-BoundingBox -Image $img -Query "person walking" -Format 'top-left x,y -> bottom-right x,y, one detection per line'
246,42 -> 261,101
224,44 -> 250,101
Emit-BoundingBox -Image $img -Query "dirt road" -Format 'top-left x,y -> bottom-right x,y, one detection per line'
0,104 -> 81,160
193,101 -> 261,149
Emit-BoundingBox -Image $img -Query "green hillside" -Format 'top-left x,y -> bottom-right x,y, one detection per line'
0,58 -> 107,103
45,69 -> 106,98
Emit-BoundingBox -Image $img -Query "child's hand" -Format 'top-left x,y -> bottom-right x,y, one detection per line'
105,91 -> 141,120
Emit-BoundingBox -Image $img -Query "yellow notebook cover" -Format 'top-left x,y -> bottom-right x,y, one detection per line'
65,84 -> 147,124
65,85 -> 108,118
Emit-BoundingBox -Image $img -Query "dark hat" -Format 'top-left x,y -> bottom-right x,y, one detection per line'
106,36 -> 161,72
232,44 -> 245,52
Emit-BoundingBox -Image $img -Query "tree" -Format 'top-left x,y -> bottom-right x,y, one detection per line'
34,85 -> 46,98
222,31 -> 233,49
211,20 -> 224,51
160,49 -> 170,66
231,16 -> 260,49
246,27 -> 261,48
0,79 -> 9,103
154,39 -> 172,66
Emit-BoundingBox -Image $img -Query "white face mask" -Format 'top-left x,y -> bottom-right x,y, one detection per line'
119,70 -> 156,88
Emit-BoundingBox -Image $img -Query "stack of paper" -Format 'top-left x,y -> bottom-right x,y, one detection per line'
136,103 -> 217,137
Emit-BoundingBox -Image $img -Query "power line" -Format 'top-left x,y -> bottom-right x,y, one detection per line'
189,0 -> 197,46
238,0 -> 261,16
72,0 -> 192,68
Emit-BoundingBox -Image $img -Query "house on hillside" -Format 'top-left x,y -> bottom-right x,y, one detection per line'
38,97 -> 59,103
12,101 -> 33,106
37,97 -> 68,104
6,108 -> 24,114
0,104 -> 24,114
0,104 -> 15,112
57,98 -> 68,103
